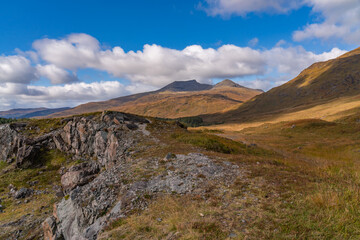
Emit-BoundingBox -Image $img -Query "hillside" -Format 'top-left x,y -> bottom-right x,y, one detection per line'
201,47 -> 360,125
0,107 -> 70,119
48,79 -> 262,118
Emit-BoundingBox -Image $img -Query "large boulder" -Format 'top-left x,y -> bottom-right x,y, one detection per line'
61,162 -> 100,193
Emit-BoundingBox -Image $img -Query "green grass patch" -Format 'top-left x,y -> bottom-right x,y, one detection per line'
21,118 -> 66,137
171,131 -> 273,156
0,161 -> 8,171
0,149 -> 68,193
0,117 -> 17,124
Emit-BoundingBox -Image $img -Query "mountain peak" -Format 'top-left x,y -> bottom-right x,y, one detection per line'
213,79 -> 244,89
158,79 -> 212,92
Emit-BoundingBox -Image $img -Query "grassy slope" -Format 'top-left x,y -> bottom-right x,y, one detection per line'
0,149 -> 70,239
3,110 -> 360,239
205,113 -> 360,239
48,86 -> 262,119
0,118 -> 73,239
201,47 -> 360,125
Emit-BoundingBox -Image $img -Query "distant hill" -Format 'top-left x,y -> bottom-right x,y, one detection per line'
0,107 -> 70,119
201,46 -> 360,125
157,79 -> 212,92
47,79 -> 262,118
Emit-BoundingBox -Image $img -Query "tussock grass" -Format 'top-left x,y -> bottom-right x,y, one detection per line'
215,115 -> 360,239
0,149 -> 71,238
171,131 -> 272,156
21,118 -> 66,137
99,196 -> 228,240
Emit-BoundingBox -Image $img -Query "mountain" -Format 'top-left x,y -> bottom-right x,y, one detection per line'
157,79 -> 212,92
0,107 -> 70,119
47,79 -> 263,119
201,47 -> 360,125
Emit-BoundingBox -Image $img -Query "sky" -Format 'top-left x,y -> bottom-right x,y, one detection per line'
0,0 -> 359,111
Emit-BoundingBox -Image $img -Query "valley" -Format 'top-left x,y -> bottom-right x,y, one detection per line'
0,47 -> 360,239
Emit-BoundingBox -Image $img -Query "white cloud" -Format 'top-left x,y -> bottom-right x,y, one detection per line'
200,0 -> 360,43
0,33 -> 349,110
33,33 -> 267,87
201,0 -> 304,16
0,55 -> 80,85
248,38 -> 259,47
36,64 -> 78,84
264,46 -> 347,75
0,81 -> 128,111
0,55 -> 37,84
32,34 -> 347,89
293,0 -> 360,43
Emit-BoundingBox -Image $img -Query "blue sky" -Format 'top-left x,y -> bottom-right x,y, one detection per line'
0,0 -> 359,110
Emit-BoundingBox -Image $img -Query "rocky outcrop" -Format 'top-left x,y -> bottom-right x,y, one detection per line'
0,112 -> 149,168
46,153 -> 240,240
0,112 -> 243,240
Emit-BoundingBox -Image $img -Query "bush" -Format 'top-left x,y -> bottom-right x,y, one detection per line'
0,118 -> 16,124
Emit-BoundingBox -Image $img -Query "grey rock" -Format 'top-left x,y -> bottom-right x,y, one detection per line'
14,188 -> 33,199
164,153 -> 176,161
61,162 -> 100,193
52,153 -> 240,239
42,216 -> 62,240
229,232 -> 237,238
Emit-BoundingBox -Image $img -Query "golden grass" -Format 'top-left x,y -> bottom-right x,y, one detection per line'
204,114 -> 360,239
99,196 -> 229,240
198,95 -> 360,132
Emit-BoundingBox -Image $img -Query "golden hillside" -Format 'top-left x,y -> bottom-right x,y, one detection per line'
202,47 -> 360,125
48,80 -> 262,118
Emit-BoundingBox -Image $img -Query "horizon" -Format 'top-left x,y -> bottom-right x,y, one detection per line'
0,0 -> 359,111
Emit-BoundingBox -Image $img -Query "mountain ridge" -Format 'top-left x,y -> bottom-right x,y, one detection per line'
46,79 -> 263,118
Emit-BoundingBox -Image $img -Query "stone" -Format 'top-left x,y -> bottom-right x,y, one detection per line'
42,216 -> 61,240
14,188 -> 33,199
61,162 -> 100,193
164,153 -> 176,161
229,232 -> 237,238
126,123 -> 138,130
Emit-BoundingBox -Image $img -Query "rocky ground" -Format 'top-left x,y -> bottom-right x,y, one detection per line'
0,112 -> 267,240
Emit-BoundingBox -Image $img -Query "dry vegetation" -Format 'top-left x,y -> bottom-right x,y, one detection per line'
0,149 -> 71,239
2,108 -> 360,239
47,86 -> 262,119
204,114 -> 360,239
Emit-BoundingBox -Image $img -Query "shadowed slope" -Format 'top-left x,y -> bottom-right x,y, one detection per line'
201,47 -> 360,124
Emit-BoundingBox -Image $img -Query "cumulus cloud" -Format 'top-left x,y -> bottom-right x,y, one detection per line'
36,64 -> 78,84
0,55 -> 79,85
33,33 -> 267,87
264,46 -> 347,75
0,55 -> 37,84
0,81 -> 128,111
201,0 -> 304,16
200,0 -> 360,43
293,0 -> 360,43
0,33 -> 349,110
